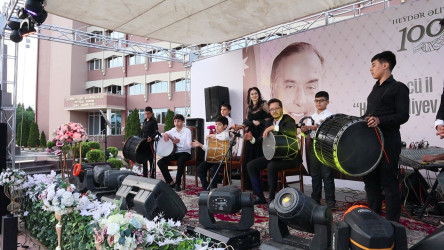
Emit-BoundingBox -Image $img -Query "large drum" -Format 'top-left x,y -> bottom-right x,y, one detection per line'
205,138 -> 230,163
313,114 -> 384,176
156,138 -> 176,157
123,136 -> 150,164
262,132 -> 299,160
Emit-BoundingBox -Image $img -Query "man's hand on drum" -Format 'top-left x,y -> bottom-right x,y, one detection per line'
437,125 -> 444,139
366,116 -> 380,127
172,137 -> 180,144
147,137 -> 152,142
190,140 -> 202,148
163,133 -> 170,141
301,125 -> 317,133
263,126 -> 274,138
253,120 -> 260,126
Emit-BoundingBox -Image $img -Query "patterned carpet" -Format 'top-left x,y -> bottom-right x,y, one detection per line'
173,178 -> 441,248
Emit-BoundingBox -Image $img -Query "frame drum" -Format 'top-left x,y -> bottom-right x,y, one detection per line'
205,138 -> 230,163
156,138 -> 175,157
123,136 -> 150,164
262,132 -> 299,160
313,114 -> 384,176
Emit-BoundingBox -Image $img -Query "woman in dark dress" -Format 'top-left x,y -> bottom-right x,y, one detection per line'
233,87 -> 270,189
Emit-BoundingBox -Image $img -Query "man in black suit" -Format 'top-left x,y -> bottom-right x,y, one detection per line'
141,106 -> 158,178
245,98 -> 302,204
435,92 -> 444,139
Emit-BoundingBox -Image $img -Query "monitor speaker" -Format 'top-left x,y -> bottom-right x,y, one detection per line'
116,175 -> 187,220
400,169 -> 429,205
186,118 -> 205,167
204,86 -> 229,122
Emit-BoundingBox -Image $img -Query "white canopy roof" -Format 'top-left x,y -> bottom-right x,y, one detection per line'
45,0 -> 360,45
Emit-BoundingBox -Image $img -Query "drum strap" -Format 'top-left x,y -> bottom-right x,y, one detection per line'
374,127 -> 390,164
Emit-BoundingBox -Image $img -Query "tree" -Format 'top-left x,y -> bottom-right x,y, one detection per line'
125,108 -> 142,140
164,109 -> 175,132
16,120 -> 30,146
40,131 -> 47,147
27,121 -> 40,147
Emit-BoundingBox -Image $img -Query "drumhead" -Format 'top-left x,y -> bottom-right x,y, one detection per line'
156,139 -> 174,157
262,132 -> 276,160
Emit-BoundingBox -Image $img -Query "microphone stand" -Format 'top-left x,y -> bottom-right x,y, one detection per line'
150,135 -> 159,178
207,134 -> 239,191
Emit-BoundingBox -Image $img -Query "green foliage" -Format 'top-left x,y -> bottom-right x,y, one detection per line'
106,147 -> 118,158
40,131 -> 47,147
16,120 -> 30,146
72,142 -> 91,158
27,121 -> 40,147
46,140 -> 56,149
88,141 -> 101,150
164,109 -> 175,132
16,103 -> 35,146
125,108 -> 142,140
23,200 -> 95,250
86,149 -> 105,163
107,158 -> 123,169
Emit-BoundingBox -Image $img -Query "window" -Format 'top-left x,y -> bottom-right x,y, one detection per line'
153,108 -> 168,124
136,109 -> 144,124
88,112 -> 103,135
107,56 -> 123,68
105,85 -> 122,94
149,50 -> 166,62
149,81 -> 168,94
128,83 -> 145,95
174,79 -> 189,92
106,30 -> 125,39
89,59 -> 102,70
175,107 -> 188,117
111,112 -> 121,135
87,87 -> 101,94
129,54 -> 145,65
89,31 -> 103,43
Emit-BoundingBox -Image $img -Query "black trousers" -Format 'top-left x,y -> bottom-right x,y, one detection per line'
197,161 -> 223,190
363,133 -> 401,222
247,154 -> 302,201
308,139 -> 335,205
142,153 -> 154,178
157,152 -> 191,185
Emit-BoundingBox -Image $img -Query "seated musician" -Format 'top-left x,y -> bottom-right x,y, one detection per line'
157,114 -> 192,191
191,116 -> 230,190
244,98 -> 303,205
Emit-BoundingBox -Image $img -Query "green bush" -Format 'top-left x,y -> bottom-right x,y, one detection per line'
27,121 -> 40,147
86,149 -> 105,163
164,109 -> 175,132
88,141 -> 101,150
46,140 -> 55,149
40,131 -> 47,147
125,108 -> 142,140
107,158 -> 123,169
73,142 -> 91,158
106,147 -> 118,158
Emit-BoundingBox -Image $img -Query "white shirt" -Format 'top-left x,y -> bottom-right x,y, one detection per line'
225,116 -> 235,131
309,109 -> 333,137
434,119 -> 444,129
202,131 -> 230,151
165,126 -> 192,154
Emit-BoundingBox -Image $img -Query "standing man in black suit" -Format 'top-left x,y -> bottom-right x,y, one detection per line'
141,106 -> 158,178
245,98 -> 303,204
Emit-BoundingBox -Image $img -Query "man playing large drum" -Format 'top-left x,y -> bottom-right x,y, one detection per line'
157,114 -> 192,191
245,98 -> 303,205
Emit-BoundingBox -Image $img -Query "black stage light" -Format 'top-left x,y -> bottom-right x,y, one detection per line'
331,205 -> 407,250
24,0 -> 44,17
7,20 -> 20,30
19,18 -> 36,36
10,29 -> 23,43
17,8 -> 28,20
29,9 -> 47,25
264,187 -> 332,250
199,186 -> 254,230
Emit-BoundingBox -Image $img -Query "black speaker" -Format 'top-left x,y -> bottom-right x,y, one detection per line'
186,118 -> 205,167
204,86 -> 229,122
2,215 -> 18,249
400,169 -> 429,205
0,123 -> 6,169
410,226 -> 444,250
116,175 -> 187,220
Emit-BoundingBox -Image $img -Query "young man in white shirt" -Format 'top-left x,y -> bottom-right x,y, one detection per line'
191,116 -> 230,190
157,114 -> 192,191
301,91 -> 336,209
220,104 -> 235,131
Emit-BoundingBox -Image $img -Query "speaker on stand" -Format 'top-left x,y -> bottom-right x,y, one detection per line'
186,118 -> 204,175
204,86 -> 229,122
1,123 -> 10,234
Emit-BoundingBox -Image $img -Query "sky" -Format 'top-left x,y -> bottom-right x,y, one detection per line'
2,0 -> 38,109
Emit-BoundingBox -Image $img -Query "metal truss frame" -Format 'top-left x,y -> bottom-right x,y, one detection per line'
0,0 -> 391,167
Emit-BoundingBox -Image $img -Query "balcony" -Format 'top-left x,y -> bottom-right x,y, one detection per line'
64,93 -> 125,111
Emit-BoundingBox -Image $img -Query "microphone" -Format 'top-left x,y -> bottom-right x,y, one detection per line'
229,130 -> 243,138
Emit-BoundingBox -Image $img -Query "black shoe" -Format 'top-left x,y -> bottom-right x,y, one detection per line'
169,182 -> 176,188
149,174 -> 156,179
175,184 -> 182,192
253,197 -> 267,205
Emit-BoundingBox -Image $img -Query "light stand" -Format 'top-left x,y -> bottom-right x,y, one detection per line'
207,132 -> 239,190
149,134 -> 160,178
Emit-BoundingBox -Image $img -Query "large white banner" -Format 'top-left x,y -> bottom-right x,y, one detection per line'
243,0 -> 444,147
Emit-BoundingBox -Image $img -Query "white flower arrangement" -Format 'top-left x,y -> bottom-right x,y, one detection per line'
0,168 -> 27,187
39,180 -> 81,215
22,170 -> 57,202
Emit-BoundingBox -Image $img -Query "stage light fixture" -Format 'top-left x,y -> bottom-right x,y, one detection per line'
17,8 -> 28,20
331,205 -> 407,250
29,9 -> 47,25
199,186 -> 254,230
7,20 -> 21,30
19,18 -> 36,36
10,29 -> 23,43
25,0 -> 44,16
265,187 -> 332,249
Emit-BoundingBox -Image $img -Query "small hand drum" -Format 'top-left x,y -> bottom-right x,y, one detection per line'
262,132 -> 299,160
